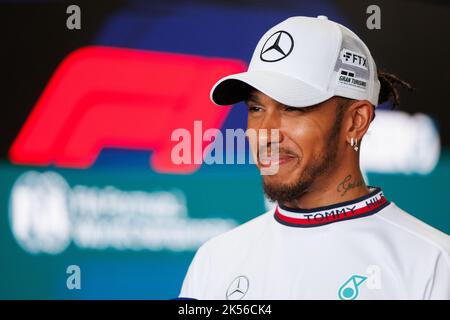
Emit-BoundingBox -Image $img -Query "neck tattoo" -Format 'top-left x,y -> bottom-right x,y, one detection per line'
337,174 -> 364,197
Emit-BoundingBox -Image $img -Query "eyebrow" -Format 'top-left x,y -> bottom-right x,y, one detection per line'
245,100 -> 323,115
244,93 -> 261,105
244,92 -> 323,112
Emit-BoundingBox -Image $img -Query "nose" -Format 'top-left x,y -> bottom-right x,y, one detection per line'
257,111 -> 284,148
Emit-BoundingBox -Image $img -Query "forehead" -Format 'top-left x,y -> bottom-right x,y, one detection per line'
244,89 -> 340,110
244,89 -> 280,105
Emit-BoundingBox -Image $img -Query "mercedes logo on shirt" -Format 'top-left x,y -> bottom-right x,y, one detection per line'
226,275 -> 249,300
260,30 -> 294,62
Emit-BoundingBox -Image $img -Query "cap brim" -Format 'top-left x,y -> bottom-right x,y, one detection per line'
210,70 -> 333,107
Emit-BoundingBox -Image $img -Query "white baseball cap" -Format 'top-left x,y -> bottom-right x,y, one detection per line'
210,15 -> 380,107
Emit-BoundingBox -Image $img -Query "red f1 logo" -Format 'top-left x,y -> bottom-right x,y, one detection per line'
9,46 -> 245,173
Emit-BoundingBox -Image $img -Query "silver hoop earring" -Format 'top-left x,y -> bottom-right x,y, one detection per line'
349,137 -> 358,151
353,138 -> 359,152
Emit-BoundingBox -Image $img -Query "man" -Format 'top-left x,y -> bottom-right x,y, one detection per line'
179,16 -> 450,299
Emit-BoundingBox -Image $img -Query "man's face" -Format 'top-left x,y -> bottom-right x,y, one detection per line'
245,90 -> 346,203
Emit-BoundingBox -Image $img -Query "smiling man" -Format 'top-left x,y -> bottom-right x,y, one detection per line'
245,92 -> 366,211
179,16 -> 450,300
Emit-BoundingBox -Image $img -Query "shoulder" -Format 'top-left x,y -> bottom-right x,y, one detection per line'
375,202 -> 450,263
195,209 -> 273,259
179,210 -> 274,299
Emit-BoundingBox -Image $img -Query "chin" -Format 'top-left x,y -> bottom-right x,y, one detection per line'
262,170 -> 298,186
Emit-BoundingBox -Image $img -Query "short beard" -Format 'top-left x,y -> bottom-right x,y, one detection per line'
262,102 -> 347,204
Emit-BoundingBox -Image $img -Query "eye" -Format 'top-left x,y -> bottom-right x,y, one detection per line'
247,105 -> 263,113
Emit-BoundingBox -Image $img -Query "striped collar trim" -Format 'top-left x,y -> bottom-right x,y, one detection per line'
274,187 -> 390,228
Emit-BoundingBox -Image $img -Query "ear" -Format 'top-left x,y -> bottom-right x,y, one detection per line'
344,100 -> 374,145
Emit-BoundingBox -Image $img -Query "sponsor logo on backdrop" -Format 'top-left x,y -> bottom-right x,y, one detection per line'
9,46 -> 244,174
9,171 -> 237,254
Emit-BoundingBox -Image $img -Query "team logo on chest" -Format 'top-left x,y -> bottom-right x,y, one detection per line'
226,275 -> 249,300
338,265 -> 382,300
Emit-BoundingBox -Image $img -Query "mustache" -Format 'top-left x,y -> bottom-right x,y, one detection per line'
258,145 -> 298,159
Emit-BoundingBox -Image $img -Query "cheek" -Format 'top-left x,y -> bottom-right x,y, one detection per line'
284,117 -> 329,161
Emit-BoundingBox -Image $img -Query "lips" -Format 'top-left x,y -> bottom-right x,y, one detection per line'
258,152 -> 297,168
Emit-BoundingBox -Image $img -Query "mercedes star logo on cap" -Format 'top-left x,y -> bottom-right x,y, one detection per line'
260,30 -> 294,62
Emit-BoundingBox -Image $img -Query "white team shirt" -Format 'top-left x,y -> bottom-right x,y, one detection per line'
179,187 -> 450,300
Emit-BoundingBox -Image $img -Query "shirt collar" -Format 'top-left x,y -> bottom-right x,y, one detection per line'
274,187 -> 390,228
